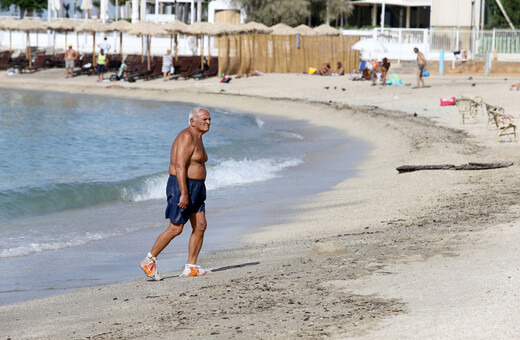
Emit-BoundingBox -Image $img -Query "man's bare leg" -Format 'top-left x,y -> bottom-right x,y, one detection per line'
187,211 -> 207,265
150,222 -> 184,257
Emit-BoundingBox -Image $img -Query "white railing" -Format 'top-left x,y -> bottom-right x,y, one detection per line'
342,27 -> 520,62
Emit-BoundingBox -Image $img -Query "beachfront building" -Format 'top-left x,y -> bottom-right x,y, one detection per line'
349,0 -> 432,28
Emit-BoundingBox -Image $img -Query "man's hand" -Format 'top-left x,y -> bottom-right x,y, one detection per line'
178,194 -> 189,209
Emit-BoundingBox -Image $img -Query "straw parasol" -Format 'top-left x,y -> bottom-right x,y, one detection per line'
185,22 -> 218,70
242,21 -> 272,34
313,24 -> 340,36
0,18 -> 18,53
46,19 -> 78,55
125,21 -> 165,70
107,20 -> 130,59
294,24 -> 317,36
163,20 -> 188,62
75,20 -> 109,67
14,18 -> 47,68
270,23 -> 298,35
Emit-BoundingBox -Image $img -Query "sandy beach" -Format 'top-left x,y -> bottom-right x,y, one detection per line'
1,69 -> 520,339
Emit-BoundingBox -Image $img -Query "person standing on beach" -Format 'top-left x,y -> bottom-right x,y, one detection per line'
98,37 -> 111,55
162,49 -> 173,81
140,107 -> 211,280
96,49 -> 106,82
414,47 -> 427,88
64,44 -> 78,79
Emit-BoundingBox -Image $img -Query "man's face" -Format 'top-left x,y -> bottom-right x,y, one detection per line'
192,110 -> 211,133
414,48 -> 418,54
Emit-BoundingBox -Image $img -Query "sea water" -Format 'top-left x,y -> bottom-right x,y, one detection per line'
0,89 -> 367,306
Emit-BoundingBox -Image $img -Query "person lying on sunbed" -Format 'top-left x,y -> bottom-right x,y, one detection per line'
236,70 -> 264,78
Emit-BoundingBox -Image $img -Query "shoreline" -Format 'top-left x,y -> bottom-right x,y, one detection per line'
1,70 -> 520,338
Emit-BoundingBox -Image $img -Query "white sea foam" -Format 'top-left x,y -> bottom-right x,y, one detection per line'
206,158 -> 303,191
0,232 -> 118,258
119,157 -> 304,202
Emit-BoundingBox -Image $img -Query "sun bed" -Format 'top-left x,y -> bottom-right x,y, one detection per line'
485,103 -> 518,142
455,98 -> 479,124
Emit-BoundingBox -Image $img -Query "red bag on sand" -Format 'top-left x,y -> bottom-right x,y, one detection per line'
440,97 -> 456,106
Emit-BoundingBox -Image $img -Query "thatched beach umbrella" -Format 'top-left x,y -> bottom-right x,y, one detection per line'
313,24 -> 340,36
185,21 -> 218,70
46,19 -> 78,55
75,20 -> 109,67
294,24 -> 317,36
15,18 -> 47,68
242,21 -> 272,34
125,21 -> 165,70
270,23 -> 298,35
163,20 -> 188,63
0,18 -> 18,53
107,20 -> 130,59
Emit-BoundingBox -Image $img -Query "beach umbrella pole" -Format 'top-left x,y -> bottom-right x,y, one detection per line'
120,32 -> 123,59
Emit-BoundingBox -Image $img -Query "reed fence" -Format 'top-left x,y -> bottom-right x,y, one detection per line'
217,34 -> 360,76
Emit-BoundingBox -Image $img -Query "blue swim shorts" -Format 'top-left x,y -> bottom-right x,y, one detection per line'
165,175 -> 206,225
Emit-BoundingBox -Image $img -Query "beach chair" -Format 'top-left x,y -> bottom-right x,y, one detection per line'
10,53 -> 28,69
74,53 -> 94,76
199,62 -> 219,79
455,98 -> 479,124
47,53 -> 65,68
141,59 -> 163,81
351,60 -> 367,80
485,104 -> 518,142
21,53 -> 47,73
106,54 -> 122,71
0,50 -> 12,69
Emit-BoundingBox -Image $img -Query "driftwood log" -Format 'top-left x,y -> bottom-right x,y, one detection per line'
397,162 -> 514,174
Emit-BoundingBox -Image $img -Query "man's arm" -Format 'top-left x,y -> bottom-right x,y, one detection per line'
173,131 -> 194,209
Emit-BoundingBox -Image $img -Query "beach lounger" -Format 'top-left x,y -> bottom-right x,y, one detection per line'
21,53 -> 47,73
141,60 -> 163,81
47,53 -> 65,68
485,104 -> 518,142
455,98 -> 479,124
199,59 -> 219,79
74,53 -> 94,76
0,50 -> 12,69
10,53 -> 28,70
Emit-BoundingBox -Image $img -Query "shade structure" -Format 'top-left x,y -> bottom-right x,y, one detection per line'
352,38 -> 387,60
125,21 -> 166,70
46,19 -> 78,54
75,20 -> 109,67
313,24 -> 341,36
0,18 -> 19,52
294,24 -> 317,36
270,23 -> 298,35
163,20 -> 188,62
242,21 -> 272,34
14,18 -> 47,68
185,22 -> 219,70
107,20 -> 130,58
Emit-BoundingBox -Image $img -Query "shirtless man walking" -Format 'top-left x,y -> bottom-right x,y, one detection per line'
414,47 -> 427,88
140,107 -> 211,280
64,44 -> 78,78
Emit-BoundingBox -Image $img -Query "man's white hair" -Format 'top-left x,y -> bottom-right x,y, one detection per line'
189,107 -> 208,123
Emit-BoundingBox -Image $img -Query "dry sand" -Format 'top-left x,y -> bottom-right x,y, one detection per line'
1,69 -> 520,339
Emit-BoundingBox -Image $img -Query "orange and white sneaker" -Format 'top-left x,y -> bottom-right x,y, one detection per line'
179,264 -> 209,278
140,254 -> 163,281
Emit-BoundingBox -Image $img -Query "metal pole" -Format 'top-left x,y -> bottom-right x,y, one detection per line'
439,49 -> 444,75
380,0 -> 385,29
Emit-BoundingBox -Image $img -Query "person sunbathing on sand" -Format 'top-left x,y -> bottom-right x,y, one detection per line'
236,70 -> 264,78
510,83 -> 520,91
371,61 -> 387,85
319,61 -> 332,75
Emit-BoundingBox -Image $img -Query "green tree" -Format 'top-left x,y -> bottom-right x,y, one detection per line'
309,0 -> 352,26
0,0 -> 47,18
486,0 -> 520,29
232,0 -> 311,27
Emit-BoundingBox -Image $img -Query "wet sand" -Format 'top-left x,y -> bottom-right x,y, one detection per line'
1,70 -> 520,339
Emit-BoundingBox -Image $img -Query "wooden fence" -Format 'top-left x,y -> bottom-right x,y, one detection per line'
217,34 -> 360,76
